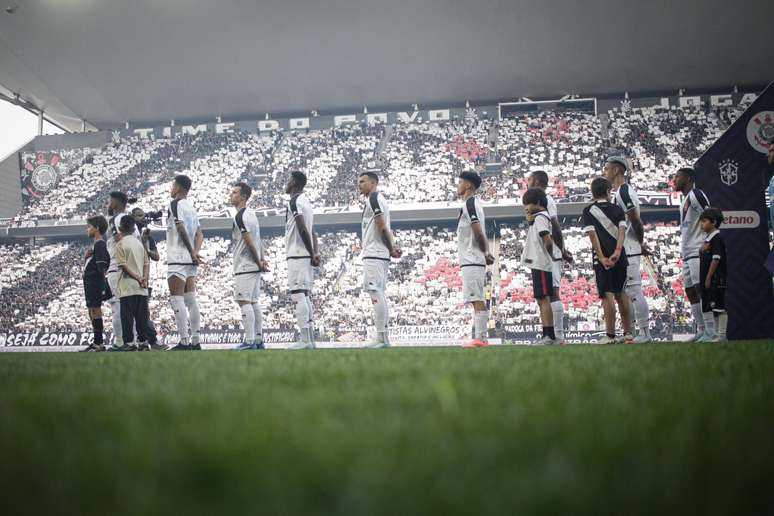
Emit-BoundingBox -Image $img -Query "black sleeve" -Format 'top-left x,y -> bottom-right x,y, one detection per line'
696,189 -> 710,210
235,208 -> 247,233
94,240 -> 110,274
710,235 -> 723,260
581,207 -> 593,230
613,205 -> 626,226
147,235 -> 157,252
170,200 -> 180,222
619,184 -> 635,212
369,192 -> 383,216
466,197 -> 479,223
289,195 -> 299,217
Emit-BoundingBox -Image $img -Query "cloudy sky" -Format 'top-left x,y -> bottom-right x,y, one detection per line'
0,100 -> 63,161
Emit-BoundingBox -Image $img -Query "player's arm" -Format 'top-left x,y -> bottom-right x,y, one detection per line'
293,214 -> 318,265
242,232 -> 262,267
143,233 -> 160,262
610,223 -> 626,264
471,221 -> 495,265
705,258 -> 720,290
586,230 -> 611,269
538,216 -> 555,258
141,251 -> 150,288
374,214 -> 401,258
95,241 -> 109,276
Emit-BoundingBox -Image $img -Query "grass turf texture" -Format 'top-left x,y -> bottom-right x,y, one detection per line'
1,343 -> 773,516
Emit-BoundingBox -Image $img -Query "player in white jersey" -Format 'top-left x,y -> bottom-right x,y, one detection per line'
457,172 -> 495,348
605,156 -> 652,343
674,167 -> 711,341
166,174 -> 204,351
284,171 -> 320,350
358,171 -> 402,348
527,170 -> 572,343
230,183 -> 268,351
104,191 -> 140,349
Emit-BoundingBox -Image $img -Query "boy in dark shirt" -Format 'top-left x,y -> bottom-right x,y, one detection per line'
81,215 -> 111,351
698,208 -> 728,342
581,177 -> 634,344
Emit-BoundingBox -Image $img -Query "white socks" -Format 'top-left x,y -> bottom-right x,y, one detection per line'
184,292 -> 200,339
691,302 -> 705,333
252,302 -> 263,344
292,292 -> 311,342
109,298 -> 123,346
240,304 -> 255,343
626,285 -> 651,337
170,295 -> 189,344
550,301 -> 564,340
716,312 -> 728,339
702,311 -> 716,338
305,296 -> 314,343
474,310 -> 489,341
370,290 -> 389,332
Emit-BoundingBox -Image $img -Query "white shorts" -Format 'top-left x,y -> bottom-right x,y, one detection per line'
287,258 -> 313,291
363,258 -> 389,292
682,257 -> 701,288
107,270 -> 119,302
234,272 -> 261,302
625,255 -> 642,288
167,264 -> 198,281
461,265 -> 486,303
550,260 -> 562,289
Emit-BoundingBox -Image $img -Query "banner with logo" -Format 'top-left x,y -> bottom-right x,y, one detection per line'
693,81 -> 774,339
501,326 -> 673,344
19,151 -> 83,206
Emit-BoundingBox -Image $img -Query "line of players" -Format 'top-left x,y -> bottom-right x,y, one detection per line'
80,156 -> 727,351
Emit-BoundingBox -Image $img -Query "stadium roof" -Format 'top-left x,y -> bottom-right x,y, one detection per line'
1,0 -> 771,132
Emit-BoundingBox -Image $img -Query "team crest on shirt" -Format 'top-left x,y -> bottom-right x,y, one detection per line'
746,111 -> 774,154
718,159 -> 738,186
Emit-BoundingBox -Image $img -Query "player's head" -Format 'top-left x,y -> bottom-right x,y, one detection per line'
231,182 -> 252,207
130,207 -> 145,224
118,213 -> 136,235
527,170 -> 549,190
522,187 -> 548,214
286,171 -> 307,194
700,207 -> 723,232
603,156 -> 627,182
171,174 -> 192,198
457,171 -> 482,196
358,171 -> 379,195
86,215 -> 108,238
107,191 -> 128,215
590,177 -> 612,200
673,167 -> 695,192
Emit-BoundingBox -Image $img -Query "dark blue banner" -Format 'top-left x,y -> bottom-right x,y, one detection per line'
694,82 -> 774,339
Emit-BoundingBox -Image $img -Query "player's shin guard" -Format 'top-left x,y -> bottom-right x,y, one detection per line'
252,302 -> 263,344
292,293 -> 310,343
702,311 -> 716,338
239,304 -> 255,343
716,311 -> 728,340
109,299 -> 123,346
626,284 -> 650,337
550,301 -> 564,340
691,302 -> 705,333
91,317 -> 104,346
369,290 -> 389,333
474,310 -> 489,342
170,295 -> 190,344
183,292 -> 200,339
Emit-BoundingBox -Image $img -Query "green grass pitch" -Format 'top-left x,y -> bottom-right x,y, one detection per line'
1,342 -> 773,515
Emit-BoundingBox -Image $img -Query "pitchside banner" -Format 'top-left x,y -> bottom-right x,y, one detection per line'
694,81 -> 774,339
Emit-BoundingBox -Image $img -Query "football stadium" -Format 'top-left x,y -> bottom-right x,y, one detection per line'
1,1 -> 773,514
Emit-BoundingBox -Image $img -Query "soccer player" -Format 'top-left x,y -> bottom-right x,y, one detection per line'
698,208 -> 728,342
285,171 -> 320,350
582,177 -> 634,344
457,172 -> 495,348
527,170 -> 572,343
521,188 -> 558,345
604,156 -> 651,343
114,216 -> 158,351
80,216 -> 110,352
230,182 -> 268,350
166,174 -> 204,351
358,171 -> 401,348
673,167 -> 711,341
105,191 -> 138,348
131,208 -> 164,350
